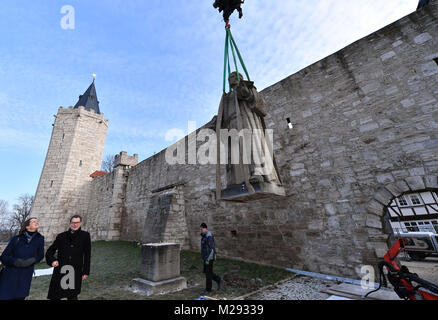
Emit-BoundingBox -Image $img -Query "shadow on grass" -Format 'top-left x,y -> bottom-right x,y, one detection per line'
28,241 -> 290,300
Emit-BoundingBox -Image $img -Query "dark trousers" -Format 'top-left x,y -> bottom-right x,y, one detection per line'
203,261 -> 220,292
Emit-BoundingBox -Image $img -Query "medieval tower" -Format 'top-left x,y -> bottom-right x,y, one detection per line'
31,80 -> 109,243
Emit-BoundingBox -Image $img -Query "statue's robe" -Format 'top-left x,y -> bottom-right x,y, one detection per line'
221,80 -> 281,188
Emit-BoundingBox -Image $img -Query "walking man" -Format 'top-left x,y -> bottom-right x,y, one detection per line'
45,215 -> 91,300
200,223 -> 221,295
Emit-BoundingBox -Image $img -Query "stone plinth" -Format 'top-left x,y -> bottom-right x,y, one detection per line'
140,243 -> 181,281
220,182 -> 286,202
130,243 -> 187,296
130,277 -> 187,296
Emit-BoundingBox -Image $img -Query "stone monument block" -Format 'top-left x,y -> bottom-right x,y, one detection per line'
130,243 -> 187,296
140,243 -> 181,281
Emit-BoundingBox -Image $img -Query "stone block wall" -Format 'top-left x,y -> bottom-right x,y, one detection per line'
83,171 -> 115,241
75,3 -> 438,278
114,4 -> 438,278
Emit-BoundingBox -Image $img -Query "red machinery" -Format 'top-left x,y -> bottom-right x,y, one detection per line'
365,238 -> 438,300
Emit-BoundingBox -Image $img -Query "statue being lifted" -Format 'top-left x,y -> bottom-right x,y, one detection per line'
216,72 -> 285,201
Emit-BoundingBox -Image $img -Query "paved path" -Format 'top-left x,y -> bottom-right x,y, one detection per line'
244,276 -> 334,300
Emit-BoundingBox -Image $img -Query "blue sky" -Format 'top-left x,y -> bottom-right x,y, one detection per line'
0,0 -> 417,209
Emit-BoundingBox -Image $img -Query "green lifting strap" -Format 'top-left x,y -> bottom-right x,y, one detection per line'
222,27 -> 251,93
223,30 -> 229,93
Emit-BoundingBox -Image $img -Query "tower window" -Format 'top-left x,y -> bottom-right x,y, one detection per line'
434,57 -> 438,66
79,160 -> 82,167
62,133 -> 65,141
286,118 -> 293,129
50,180 -> 53,187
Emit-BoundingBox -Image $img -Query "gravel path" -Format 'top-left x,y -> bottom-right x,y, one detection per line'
399,256 -> 438,285
245,275 -> 336,300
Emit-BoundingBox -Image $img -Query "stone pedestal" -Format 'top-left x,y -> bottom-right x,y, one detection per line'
130,243 -> 187,296
220,182 -> 286,202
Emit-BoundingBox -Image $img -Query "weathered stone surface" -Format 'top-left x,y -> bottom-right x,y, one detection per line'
367,200 -> 385,216
130,277 -> 187,296
395,180 -> 411,194
377,173 -> 395,184
384,183 -> 404,197
373,187 -> 394,206
405,176 -> 426,191
31,3 -> 438,279
140,243 -> 181,282
114,151 -> 138,168
366,215 -> 383,230
414,32 -> 432,44
425,176 -> 438,189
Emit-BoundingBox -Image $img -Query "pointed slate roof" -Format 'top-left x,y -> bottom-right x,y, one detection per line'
74,80 -> 101,114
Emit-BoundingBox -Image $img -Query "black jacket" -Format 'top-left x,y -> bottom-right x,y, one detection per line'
201,231 -> 217,261
0,232 -> 44,300
45,228 -> 91,299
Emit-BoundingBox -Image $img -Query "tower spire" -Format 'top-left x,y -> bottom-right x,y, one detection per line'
74,77 -> 100,114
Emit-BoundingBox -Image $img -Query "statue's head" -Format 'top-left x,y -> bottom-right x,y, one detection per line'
228,72 -> 244,89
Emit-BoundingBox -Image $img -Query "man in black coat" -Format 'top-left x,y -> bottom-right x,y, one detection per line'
213,0 -> 244,24
45,215 -> 91,300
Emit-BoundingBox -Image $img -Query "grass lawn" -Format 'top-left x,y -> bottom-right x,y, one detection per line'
28,241 -> 291,300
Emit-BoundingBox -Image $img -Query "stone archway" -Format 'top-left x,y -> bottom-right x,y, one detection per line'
366,175 -> 438,260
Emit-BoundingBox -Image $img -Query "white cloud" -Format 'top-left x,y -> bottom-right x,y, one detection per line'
229,0 -> 416,89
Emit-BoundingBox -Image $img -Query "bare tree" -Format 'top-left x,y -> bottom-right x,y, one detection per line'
9,194 -> 34,234
0,200 -> 11,240
0,200 -> 8,226
101,154 -> 115,173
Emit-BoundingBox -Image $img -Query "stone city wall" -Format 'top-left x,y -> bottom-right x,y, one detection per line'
84,4 -> 438,278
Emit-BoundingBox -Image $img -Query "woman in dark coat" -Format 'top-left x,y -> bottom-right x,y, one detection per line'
45,215 -> 91,300
0,218 -> 44,300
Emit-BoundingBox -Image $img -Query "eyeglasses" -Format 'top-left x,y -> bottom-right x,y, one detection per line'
70,221 -> 82,225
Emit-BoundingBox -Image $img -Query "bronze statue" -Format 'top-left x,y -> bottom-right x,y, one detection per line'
216,72 -> 284,201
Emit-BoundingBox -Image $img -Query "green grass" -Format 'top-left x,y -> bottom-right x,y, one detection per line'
28,241 -> 291,300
